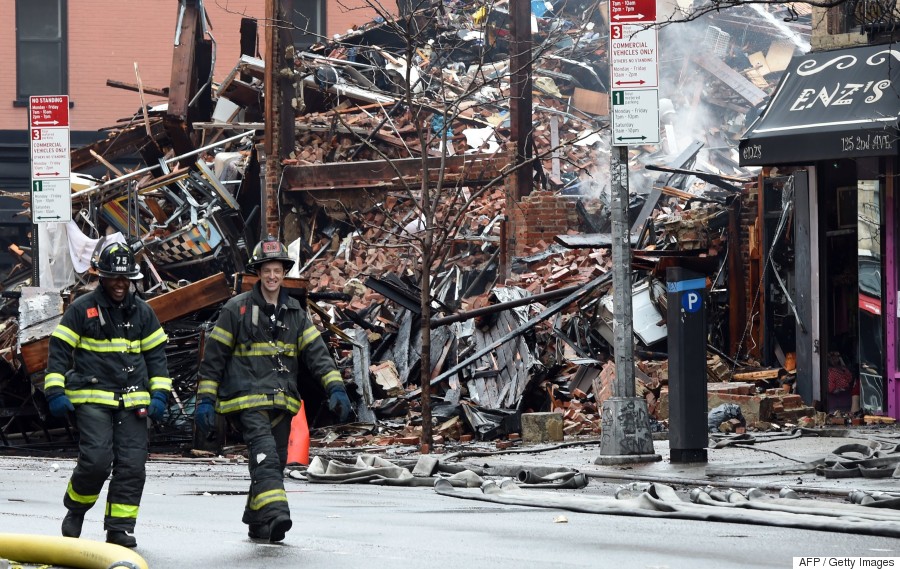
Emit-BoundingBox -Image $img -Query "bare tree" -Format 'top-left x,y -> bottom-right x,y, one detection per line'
285,0 -> 607,448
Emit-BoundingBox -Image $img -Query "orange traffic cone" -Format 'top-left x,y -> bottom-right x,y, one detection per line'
287,401 -> 310,466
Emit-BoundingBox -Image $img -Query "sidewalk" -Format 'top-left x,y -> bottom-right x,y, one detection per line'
439,427 -> 900,498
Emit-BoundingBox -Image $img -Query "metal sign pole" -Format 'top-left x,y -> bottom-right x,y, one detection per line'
611,145 -> 634,398
31,223 -> 40,287
595,3 -> 662,461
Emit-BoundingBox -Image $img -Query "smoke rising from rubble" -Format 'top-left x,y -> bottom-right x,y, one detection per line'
586,15 -> 731,201
748,4 -> 810,53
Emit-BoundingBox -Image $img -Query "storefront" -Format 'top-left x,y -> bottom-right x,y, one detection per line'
740,42 -> 900,419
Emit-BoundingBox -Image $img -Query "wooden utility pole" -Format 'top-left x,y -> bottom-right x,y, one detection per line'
505,0 -> 533,279
509,0 -> 532,201
263,0 -> 295,239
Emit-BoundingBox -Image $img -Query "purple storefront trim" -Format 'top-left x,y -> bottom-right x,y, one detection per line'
886,177 -> 898,419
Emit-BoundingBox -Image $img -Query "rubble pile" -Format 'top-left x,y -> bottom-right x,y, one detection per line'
0,0 -> 823,450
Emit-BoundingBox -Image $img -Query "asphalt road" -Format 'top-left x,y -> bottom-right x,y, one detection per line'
1,456 -> 897,569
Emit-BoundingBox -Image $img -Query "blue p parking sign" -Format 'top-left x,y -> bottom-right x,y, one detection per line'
682,291 -> 702,313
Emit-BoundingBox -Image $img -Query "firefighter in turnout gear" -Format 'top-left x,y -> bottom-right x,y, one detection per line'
195,236 -> 351,543
45,242 -> 171,548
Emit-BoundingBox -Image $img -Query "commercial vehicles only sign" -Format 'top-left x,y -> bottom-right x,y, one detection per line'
29,95 -> 71,222
610,24 -> 659,88
609,0 -> 660,146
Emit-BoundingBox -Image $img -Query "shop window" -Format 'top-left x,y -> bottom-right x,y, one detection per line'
15,0 -> 67,104
291,0 -> 326,50
827,0 -> 899,35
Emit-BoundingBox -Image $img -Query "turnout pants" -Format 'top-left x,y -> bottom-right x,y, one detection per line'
235,409 -> 291,527
64,403 -> 148,532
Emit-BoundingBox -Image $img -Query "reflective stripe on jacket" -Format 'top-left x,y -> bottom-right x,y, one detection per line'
197,283 -> 342,415
45,287 -> 171,408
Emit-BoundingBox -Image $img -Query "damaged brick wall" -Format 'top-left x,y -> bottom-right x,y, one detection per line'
0,1 -> 267,131
512,190 -> 579,256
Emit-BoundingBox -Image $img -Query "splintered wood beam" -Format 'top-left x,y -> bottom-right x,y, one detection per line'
70,120 -> 168,171
168,3 -> 199,121
166,1 -> 201,156
147,272 -> 233,323
21,338 -> 50,379
732,368 -> 783,381
106,79 -> 169,97
282,154 -> 509,192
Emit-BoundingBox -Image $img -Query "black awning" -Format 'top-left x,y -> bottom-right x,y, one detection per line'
739,43 -> 900,167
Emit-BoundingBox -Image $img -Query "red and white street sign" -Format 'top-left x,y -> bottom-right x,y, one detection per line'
609,0 -> 657,23
29,96 -> 70,128
30,127 -> 70,178
610,24 -> 659,88
29,95 -> 71,223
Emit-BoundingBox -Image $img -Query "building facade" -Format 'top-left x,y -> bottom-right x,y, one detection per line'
0,0 -> 385,274
739,6 -> 900,419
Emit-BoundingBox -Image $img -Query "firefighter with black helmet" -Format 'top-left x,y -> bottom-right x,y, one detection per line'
45,241 -> 171,548
195,236 -> 351,543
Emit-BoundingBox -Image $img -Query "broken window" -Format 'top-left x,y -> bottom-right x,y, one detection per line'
291,0 -> 326,50
15,0 -> 67,102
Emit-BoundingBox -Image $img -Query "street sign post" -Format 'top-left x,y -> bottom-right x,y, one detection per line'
29,95 -> 71,223
596,0 -> 662,466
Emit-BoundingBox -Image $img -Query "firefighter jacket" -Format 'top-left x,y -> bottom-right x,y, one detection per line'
197,283 -> 343,415
44,287 -> 171,408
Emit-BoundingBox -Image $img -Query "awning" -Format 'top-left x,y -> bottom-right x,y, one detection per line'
739,43 -> 900,167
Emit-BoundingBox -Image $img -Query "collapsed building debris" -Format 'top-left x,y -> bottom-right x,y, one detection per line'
0,0 -> 836,452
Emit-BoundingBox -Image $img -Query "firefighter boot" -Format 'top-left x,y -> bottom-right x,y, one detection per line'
61,510 -> 84,538
248,523 -> 269,540
268,516 -> 292,543
106,530 -> 137,548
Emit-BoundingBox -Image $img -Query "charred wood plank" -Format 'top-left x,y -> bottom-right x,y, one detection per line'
430,284 -> 581,327
166,0 -> 201,155
106,79 -> 169,97
70,120 -> 168,171
352,329 -> 377,422
282,154 -> 508,192
147,272 -> 232,323
691,53 -> 767,106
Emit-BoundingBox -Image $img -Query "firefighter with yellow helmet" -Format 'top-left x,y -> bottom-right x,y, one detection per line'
195,236 -> 351,543
45,242 -> 171,548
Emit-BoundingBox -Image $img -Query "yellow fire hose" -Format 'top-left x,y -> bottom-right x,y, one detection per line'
0,533 -> 148,569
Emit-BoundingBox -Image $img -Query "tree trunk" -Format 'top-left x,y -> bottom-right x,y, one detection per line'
419,237 -> 433,452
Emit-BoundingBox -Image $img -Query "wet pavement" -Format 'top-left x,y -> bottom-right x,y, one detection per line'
1,427 -> 898,568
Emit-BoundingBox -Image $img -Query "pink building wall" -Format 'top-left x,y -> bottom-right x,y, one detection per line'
0,1 -> 391,132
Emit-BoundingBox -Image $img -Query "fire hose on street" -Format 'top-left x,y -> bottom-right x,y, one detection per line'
0,533 -> 148,569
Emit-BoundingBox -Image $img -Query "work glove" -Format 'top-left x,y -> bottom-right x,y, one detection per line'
147,391 -> 168,422
46,392 -> 74,417
326,383 -> 351,423
195,398 -> 217,433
